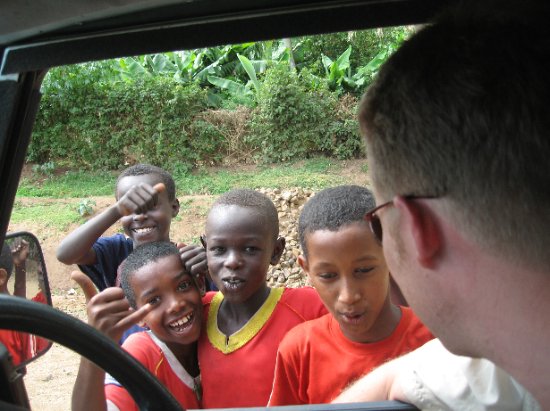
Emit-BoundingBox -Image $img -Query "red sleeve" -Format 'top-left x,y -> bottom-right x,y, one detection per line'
105,333 -> 150,411
105,385 -> 138,411
268,324 -> 310,406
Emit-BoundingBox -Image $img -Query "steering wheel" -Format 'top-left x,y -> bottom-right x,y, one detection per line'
0,294 -> 183,411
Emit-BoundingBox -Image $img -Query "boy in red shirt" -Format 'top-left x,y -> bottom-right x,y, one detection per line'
268,185 -> 433,405
199,188 -> 327,408
71,241 -> 204,411
0,242 -> 32,366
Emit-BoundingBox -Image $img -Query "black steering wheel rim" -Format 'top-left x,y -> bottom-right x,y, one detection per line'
0,295 -> 183,411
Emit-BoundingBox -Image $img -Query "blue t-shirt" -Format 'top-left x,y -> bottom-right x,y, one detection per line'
78,233 -> 133,291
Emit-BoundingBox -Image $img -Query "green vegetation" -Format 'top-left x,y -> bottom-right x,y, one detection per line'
10,200 -> 84,231
17,157 -> 359,198
29,29 -> 411,172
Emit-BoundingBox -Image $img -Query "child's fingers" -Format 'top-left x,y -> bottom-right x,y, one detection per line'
180,245 -> 207,275
71,271 -> 98,302
116,303 -> 153,330
153,183 -> 165,194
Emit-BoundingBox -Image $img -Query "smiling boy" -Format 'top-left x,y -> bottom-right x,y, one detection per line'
57,164 -> 206,291
72,241 -> 204,411
268,185 -> 433,405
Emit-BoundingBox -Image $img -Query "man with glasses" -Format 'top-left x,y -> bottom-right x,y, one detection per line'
334,0 -> 549,409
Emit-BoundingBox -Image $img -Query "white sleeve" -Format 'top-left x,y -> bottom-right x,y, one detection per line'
106,400 -> 121,411
395,339 -> 541,411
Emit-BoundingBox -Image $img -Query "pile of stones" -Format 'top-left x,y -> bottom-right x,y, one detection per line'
257,187 -> 316,288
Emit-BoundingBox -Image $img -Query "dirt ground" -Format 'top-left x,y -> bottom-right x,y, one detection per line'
7,159 -> 369,410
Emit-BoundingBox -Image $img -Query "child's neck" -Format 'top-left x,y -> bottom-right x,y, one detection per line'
167,341 -> 199,377
218,284 -> 271,335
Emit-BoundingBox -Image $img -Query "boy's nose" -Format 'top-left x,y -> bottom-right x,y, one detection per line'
338,280 -> 361,305
223,251 -> 242,269
167,295 -> 186,313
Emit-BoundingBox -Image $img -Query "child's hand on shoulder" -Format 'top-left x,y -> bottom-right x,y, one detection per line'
71,271 -> 153,342
116,182 -> 165,216
176,243 -> 207,276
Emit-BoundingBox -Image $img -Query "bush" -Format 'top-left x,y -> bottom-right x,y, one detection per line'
248,65 -> 362,162
31,74 -> 208,172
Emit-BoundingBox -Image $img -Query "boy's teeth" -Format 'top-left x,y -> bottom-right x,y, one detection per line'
134,227 -> 153,234
169,313 -> 192,329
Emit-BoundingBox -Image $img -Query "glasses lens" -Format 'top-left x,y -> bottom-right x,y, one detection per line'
370,214 -> 383,243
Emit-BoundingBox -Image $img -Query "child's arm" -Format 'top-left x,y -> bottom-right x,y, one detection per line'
57,183 -> 164,266
71,272 -> 152,411
11,239 -> 29,298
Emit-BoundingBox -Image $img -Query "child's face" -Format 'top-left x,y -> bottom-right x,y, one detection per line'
116,174 -> 178,246
131,254 -> 202,347
299,221 -> 392,343
205,205 -> 284,304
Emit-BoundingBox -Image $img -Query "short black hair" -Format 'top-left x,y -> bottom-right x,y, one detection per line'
212,189 -> 279,239
0,243 -> 13,278
116,164 -> 176,201
119,241 -> 181,309
299,185 -> 376,257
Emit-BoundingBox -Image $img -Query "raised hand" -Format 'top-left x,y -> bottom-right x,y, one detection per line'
71,271 -> 153,342
116,182 -> 165,217
11,239 -> 29,267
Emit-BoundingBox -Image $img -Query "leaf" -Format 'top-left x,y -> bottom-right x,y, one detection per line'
207,75 -> 250,97
237,54 -> 261,93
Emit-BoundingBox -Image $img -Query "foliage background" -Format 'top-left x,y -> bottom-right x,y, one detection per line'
29,28 -> 412,173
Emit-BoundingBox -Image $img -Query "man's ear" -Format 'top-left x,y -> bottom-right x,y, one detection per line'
270,237 -> 286,265
393,196 -> 442,269
172,198 -> 180,218
0,268 -> 7,288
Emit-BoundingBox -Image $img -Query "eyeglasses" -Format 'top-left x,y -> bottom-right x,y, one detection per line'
364,195 -> 438,243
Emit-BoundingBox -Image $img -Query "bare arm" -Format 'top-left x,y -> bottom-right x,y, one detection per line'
57,204 -> 122,265
56,183 -> 164,266
333,356 -> 407,404
70,272 -> 152,411
11,239 -> 29,298
72,358 -> 108,411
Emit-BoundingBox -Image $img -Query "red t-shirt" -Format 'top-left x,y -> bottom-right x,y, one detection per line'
268,307 -> 434,405
199,287 -> 327,408
0,329 -> 31,366
105,331 -> 200,411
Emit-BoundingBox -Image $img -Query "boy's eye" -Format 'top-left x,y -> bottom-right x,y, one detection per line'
147,296 -> 161,305
355,267 -> 375,277
209,246 -> 225,254
244,246 -> 258,253
177,280 -> 192,291
318,272 -> 337,280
